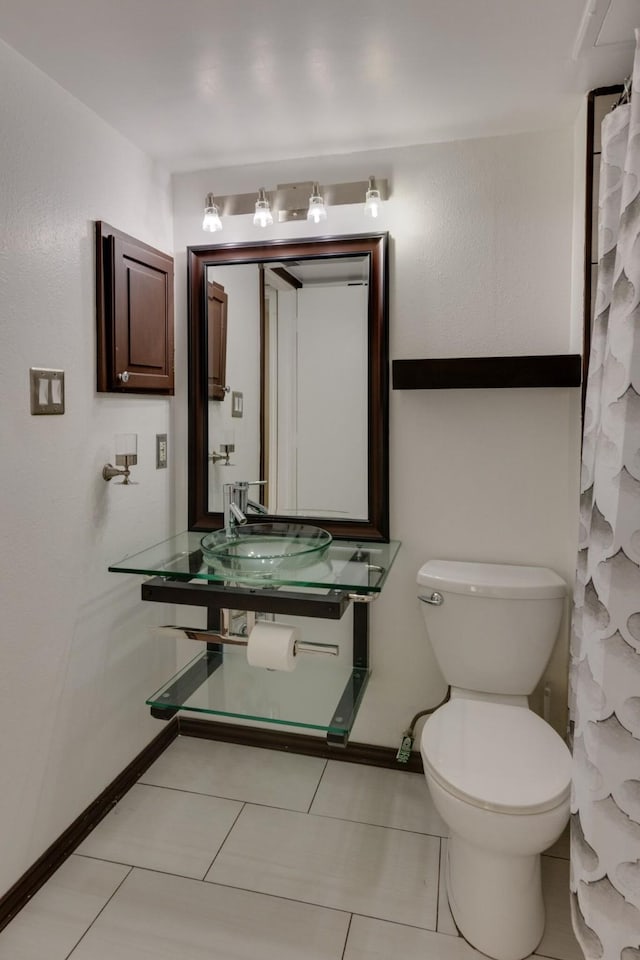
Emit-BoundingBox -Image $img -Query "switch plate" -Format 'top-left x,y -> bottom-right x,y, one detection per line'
156,433 -> 168,469
30,368 -> 65,415
231,391 -> 243,418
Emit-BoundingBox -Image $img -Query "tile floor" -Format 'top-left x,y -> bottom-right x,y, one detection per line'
0,737 -> 582,960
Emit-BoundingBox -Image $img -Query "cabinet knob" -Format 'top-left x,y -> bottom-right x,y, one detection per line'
117,371 -> 130,383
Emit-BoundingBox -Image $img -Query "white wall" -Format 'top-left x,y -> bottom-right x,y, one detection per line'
0,40 -> 177,897
172,125 -> 582,744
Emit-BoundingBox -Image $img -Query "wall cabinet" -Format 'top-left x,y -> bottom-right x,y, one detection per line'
96,221 -> 174,394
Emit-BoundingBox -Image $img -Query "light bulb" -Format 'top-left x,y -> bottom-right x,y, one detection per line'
202,193 -> 222,232
364,178 -> 382,218
253,188 -> 273,228
307,183 -> 327,223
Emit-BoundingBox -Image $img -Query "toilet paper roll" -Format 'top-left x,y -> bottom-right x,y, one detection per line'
246,620 -> 300,671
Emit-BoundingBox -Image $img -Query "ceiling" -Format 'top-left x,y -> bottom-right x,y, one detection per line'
0,0 -> 636,174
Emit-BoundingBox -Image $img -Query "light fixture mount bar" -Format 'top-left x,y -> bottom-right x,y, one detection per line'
205,179 -> 389,222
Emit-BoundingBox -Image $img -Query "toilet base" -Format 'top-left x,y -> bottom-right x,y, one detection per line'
446,832 -> 545,960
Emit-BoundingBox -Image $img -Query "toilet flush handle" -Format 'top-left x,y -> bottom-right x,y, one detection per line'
418,591 -> 443,606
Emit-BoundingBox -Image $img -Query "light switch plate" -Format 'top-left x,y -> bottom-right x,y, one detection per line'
30,368 -> 65,415
231,391 -> 243,418
156,433 -> 168,469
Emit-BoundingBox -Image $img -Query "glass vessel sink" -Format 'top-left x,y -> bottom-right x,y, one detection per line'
200,522 -> 332,578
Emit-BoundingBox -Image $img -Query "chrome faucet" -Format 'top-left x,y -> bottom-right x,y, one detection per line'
223,481 -> 268,536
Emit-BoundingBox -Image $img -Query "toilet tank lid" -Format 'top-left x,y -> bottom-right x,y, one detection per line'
417,560 -> 566,599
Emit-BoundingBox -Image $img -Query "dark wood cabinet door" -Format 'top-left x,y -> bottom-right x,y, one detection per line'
207,280 -> 228,400
96,222 -> 174,394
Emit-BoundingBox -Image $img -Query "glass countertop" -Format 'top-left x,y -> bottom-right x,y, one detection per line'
109,531 -> 401,593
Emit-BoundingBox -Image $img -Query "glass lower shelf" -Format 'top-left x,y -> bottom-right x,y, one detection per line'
147,648 -> 370,739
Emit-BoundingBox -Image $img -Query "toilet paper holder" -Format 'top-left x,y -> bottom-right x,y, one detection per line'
159,618 -> 339,657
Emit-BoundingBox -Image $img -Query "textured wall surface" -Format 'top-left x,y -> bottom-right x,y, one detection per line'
0,39 -> 176,896
172,127 -> 582,744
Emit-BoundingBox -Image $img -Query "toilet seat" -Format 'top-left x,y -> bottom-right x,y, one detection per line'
421,699 -> 571,815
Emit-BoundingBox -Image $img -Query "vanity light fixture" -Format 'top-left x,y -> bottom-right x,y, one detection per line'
200,178 -> 388,229
364,176 -> 382,218
103,433 -> 138,484
307,182 -> 328,223
253,187 -> 273,228
202,193 -> 223,232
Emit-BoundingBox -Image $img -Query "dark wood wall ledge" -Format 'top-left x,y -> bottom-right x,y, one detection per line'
392,355 -> 582,390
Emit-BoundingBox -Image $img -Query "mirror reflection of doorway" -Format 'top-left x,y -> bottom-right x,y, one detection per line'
263,266 -> 368,519
207,280 -> 227,401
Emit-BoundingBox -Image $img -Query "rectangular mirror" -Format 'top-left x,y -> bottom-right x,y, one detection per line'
187,232 -> 389,541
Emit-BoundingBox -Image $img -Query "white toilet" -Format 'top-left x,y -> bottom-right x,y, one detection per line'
417,560 -> 572,960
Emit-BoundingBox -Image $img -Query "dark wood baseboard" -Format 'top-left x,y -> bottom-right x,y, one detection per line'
0,715 -> 422,932
177,717 -> 424,774
0,719 -> 178,932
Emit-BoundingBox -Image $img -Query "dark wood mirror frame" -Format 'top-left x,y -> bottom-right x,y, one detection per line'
187,232 -> 389,541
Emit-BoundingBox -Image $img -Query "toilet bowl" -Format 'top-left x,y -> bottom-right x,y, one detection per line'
420,697 -> 571,960
416,560 -> 572,960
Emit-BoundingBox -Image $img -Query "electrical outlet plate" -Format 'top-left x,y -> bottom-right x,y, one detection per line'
30,368 -> 65,415
156,433 -> 168,469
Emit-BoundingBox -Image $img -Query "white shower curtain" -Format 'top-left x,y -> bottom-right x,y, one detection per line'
570,29 -> 640,960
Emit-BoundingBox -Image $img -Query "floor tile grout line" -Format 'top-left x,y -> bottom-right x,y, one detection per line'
306,757 -> 329,813
348,910 -> 445,934
72,853 -> 222,885
136,778 -> 322,814
5,851 -> 576,959
139,760 -> 567,854
75,837 -> 567,949
72,804 -> 443,892
61,865 -> 575,960
126,779 -> 562,852
303,807 -> 447,838
128,773 -> 452,841
201,876 -> 440,932
62,865 -> 133,960
114,869 -> 359,922
137,776 -> 448,836
72,848 -> 263,888
201,802 -> 247,879
71,855 -> 383,927
242,801 -> 447,843
340,914 -> 354,960
435,837 -> 442,930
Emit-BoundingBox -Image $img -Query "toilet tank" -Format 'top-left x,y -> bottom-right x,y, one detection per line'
417,560 -> 566,695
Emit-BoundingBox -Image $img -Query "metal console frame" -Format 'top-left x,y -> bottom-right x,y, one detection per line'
141,575 -> 373,747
